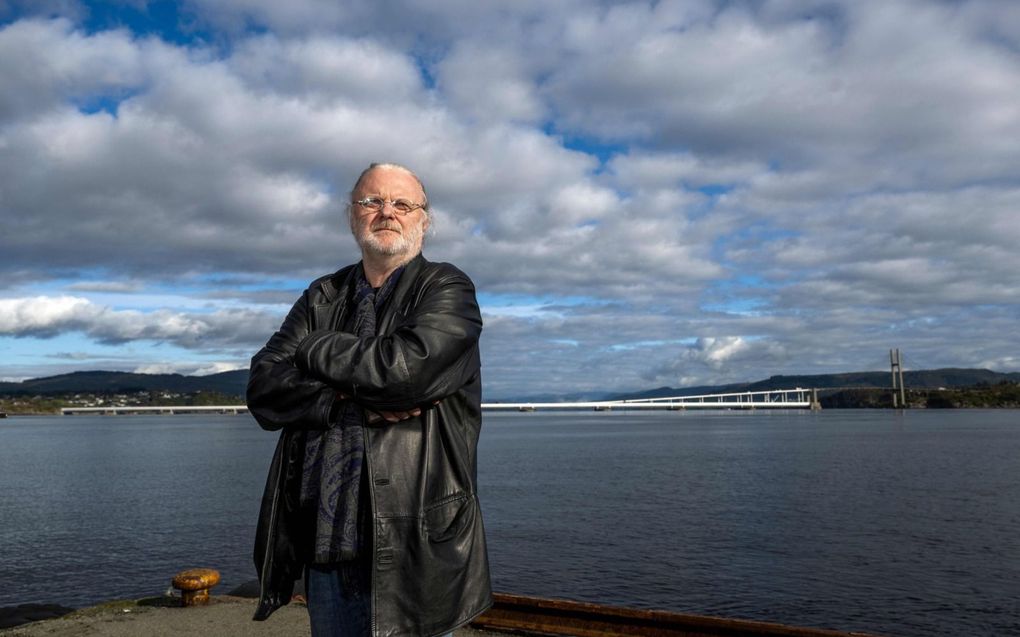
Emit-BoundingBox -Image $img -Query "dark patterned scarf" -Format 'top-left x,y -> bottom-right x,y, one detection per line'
300,264 -> 404,563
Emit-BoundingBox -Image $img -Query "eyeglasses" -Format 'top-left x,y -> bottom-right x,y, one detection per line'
353,197 -> 426,215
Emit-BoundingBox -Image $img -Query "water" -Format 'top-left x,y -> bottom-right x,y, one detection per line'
1,410 -> 1018,636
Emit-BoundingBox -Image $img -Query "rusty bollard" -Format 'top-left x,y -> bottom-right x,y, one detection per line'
171,568 -> 221,606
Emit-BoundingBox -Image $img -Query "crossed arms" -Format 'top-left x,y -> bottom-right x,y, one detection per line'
246,271 -> 482,431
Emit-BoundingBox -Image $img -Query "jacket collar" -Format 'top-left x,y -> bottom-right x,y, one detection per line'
319,252 -> 426,304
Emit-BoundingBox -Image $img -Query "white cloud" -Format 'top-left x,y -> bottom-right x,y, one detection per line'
133,361 -> 245,376
0,296 -> 279,349
231,34 -> 423,105
645,336 -> 790,385
542,1 -> 1020,185
66,281 -> 145,293
436,43 -> 545,124
0,296 -> 95,336
0,18 -> 143,122
2,2 -> 1019,394
606,152 -> 764,191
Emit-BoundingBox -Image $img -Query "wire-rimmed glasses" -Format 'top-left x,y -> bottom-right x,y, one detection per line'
353,197 -> 426,215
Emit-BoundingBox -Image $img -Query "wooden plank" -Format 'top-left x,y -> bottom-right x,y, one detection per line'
471,593 -> 885,637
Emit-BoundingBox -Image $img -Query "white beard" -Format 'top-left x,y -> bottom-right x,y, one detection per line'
355,217 -> 425,258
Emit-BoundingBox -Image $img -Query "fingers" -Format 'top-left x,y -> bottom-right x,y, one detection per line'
374,407 -> 422,423
365,402 -> 436,423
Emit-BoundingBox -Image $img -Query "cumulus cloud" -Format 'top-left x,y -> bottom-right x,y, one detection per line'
0,17 -> 143,122
543,1 -> 1020,183
0,296 -> 95,337
133,361 -> 245,376
46,351 -> 102,361
0,296 -> 280,349
648,336 -> 790,384
1,1 -> 1019,394
436,43 -> 545,124
66,280 -> 145,293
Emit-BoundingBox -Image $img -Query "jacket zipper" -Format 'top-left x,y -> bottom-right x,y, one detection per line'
364,422 -> 378,637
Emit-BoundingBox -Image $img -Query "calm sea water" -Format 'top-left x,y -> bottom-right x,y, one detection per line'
0,410 -> 1017,636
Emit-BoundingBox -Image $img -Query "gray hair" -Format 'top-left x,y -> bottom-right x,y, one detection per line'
349,162 -> 430,216
347,162 -> 435,238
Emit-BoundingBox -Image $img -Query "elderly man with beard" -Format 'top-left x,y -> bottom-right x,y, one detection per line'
247,163 -> 492,637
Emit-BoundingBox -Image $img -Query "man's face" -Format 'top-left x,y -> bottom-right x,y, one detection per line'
350,167 -> 429,260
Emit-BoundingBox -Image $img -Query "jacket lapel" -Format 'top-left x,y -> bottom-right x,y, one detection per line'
376,254 -> 425,334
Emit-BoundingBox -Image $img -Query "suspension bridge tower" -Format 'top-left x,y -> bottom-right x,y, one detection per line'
890,348 -> 906,408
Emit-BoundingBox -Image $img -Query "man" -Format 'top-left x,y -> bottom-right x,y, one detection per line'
247,163 -> 492,637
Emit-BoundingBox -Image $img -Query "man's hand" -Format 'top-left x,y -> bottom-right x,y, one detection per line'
371,407 -> 422,423
338,391 -> 435,423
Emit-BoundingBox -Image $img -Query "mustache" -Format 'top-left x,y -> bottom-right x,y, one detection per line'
371,222 -> 402,233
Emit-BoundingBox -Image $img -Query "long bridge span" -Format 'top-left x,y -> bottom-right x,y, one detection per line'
485,388 -> 818,411
60,388 -> 819,415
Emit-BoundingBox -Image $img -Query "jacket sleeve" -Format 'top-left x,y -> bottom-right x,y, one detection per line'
293,272 -> 482,412
246,289 -> 339,431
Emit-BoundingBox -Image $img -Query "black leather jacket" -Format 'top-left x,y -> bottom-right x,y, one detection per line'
246,254 -> 492,637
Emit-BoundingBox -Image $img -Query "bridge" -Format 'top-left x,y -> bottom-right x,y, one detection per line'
60,388 -> 819,415
484,388 -> 818,411
61,405 -> 249,415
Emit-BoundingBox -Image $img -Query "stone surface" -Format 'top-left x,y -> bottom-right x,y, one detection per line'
0,605 -> 74,630
0,597 -> 494,637
0,596 -> 308,636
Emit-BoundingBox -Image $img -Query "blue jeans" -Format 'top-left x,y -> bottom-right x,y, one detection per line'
305,562 -> 454,637
305,562 -> 371,637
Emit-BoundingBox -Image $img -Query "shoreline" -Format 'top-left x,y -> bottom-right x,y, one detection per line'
6,405 -> 1020,417
1,593 -> 889,637
0,581 -> 262,630
0,595 -> 311,636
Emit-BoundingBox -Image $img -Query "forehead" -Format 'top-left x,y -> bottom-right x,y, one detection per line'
353,167 -> 424,199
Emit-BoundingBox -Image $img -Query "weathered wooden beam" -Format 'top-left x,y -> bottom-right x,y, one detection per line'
472,593 -> 884,637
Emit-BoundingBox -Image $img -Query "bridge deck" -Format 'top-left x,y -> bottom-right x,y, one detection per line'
61,389 -> 817,415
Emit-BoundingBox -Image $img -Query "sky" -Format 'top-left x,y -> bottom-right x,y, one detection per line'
1,0 -> 1018,399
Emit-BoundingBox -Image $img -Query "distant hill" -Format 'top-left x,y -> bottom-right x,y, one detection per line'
2,367 -> 1018,402
607,368 -> 1020,401
748,368 -> 1020,390
0,369 -> 249,396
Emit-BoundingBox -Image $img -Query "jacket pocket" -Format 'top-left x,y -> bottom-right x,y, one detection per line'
423,494 -> 472,543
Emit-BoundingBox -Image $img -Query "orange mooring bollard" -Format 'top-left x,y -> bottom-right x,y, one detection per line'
171,568 -> 221,606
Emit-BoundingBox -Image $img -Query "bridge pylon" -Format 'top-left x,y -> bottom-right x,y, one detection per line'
890,349 -> 906,408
